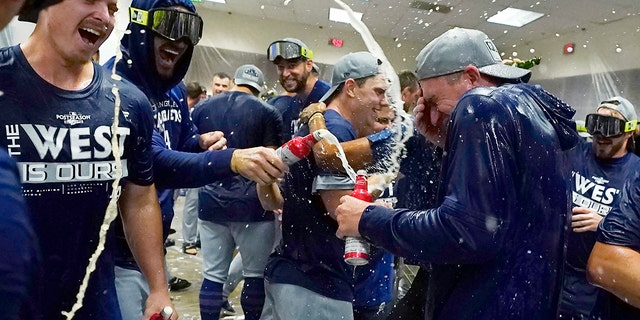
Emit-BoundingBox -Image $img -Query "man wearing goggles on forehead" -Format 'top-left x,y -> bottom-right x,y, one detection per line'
104,0 -> 287,319
560,96 -> 640,319
266,38 -> 330,139
586,97 -> 638,157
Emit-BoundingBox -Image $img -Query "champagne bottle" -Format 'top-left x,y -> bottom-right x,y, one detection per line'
275,131 -> 324,165
344,170 -> 372,266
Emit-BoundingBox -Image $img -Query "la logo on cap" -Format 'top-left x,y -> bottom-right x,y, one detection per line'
484,40 -> 502,61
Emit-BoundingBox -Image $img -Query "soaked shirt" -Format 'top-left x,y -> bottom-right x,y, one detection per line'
596,170 -> 640,318
359,83 -> 579,319
264,111 -> 354,302
0,45 -> 155,320
561,139 -> 640,316
272,79 -> 330,139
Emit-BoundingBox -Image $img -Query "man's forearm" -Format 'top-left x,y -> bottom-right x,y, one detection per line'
257,183 -> 283,211
118,182 -> 168,293
309,113 -> 374,171
587,241 -> 640,308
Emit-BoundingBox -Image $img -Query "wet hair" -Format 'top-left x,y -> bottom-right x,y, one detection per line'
398,70 -> 418,91
186,82 -> 204,99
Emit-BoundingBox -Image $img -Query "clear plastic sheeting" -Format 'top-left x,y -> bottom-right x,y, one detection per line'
535,70 -> 640,121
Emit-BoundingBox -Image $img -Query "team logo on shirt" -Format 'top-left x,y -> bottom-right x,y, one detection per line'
571,171 -> 620,216
56,112 -> 91,125
4,123 -> 131,184
592,176 -> 609,185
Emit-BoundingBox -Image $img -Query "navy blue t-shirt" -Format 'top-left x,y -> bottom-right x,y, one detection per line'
596,170 -> 640,318
0,45 -> 155,320
264,109 -> 354,302
268,94 -> 293,134
395,128 -> 443,211
316,111 -> 395,308
192,91 -> 284,222
561,139 -> 640,316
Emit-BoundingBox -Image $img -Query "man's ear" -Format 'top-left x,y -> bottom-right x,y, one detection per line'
401,86 -> 412,102
344,79 -> 357,97
463,65 -> 482,84
305,59 -> 314,72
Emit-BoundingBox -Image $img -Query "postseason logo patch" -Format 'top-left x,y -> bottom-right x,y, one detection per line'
56,112 -> 91,125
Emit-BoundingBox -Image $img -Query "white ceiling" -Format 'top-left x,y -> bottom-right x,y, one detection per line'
195,0 -> 640,47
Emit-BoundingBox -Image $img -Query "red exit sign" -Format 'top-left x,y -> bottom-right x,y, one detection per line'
328,38 -> 344,48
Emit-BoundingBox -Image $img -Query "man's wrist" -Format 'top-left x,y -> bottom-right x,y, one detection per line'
309,112 -> 324,122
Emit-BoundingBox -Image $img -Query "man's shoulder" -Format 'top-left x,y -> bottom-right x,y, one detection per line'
0,45 -> 17,63
624,152 -> 640,167
231,92 -> 280,113
458,84 -> 540,119
307,80 -> 331,102
324,109 -> 356,141
0,46 -> 26,77
104,71 -> 149,105
313,79 -> 331,91
268,95 -> 293,112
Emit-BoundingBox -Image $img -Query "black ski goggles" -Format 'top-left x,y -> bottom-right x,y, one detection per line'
130,7 -> 203,45
585,113 -> 638,137
267,41 -> 313,62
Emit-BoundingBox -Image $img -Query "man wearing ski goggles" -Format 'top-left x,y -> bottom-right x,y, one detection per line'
130,7 -> 203,45
560,96 -> 640,319
585,97 -> 638,159
586,99 -> 638,138
266,38 -> 330,139
267,40 -> 314,62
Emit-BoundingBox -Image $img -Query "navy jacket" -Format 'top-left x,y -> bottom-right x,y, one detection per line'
359,84 -> 579,319
104,0 -> 234,268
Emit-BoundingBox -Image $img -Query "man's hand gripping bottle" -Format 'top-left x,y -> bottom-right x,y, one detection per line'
344,170 -> 372,266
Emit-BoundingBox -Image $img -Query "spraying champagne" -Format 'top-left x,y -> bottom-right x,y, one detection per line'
275,130 -> 324,165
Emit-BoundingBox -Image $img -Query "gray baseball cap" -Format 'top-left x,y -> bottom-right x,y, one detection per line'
320,51 -> 382,103
598,96 -> 638,121
415,27 -> 531,83
234,64 -> 265,93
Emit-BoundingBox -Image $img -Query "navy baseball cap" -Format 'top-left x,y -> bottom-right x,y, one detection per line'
320,51 -> 382,103
18,0 -> 63,23
415,27 -> 531,83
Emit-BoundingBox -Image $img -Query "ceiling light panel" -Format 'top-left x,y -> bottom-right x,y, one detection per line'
329,7 -> 363,24
487,7 -> 544,27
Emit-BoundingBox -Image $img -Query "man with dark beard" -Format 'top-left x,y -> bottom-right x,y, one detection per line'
267,38 -> 330,139
560,96 -> 640,319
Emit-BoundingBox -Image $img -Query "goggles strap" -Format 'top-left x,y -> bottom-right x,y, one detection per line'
130,7 -> 150,26
625,120 -> 638,132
